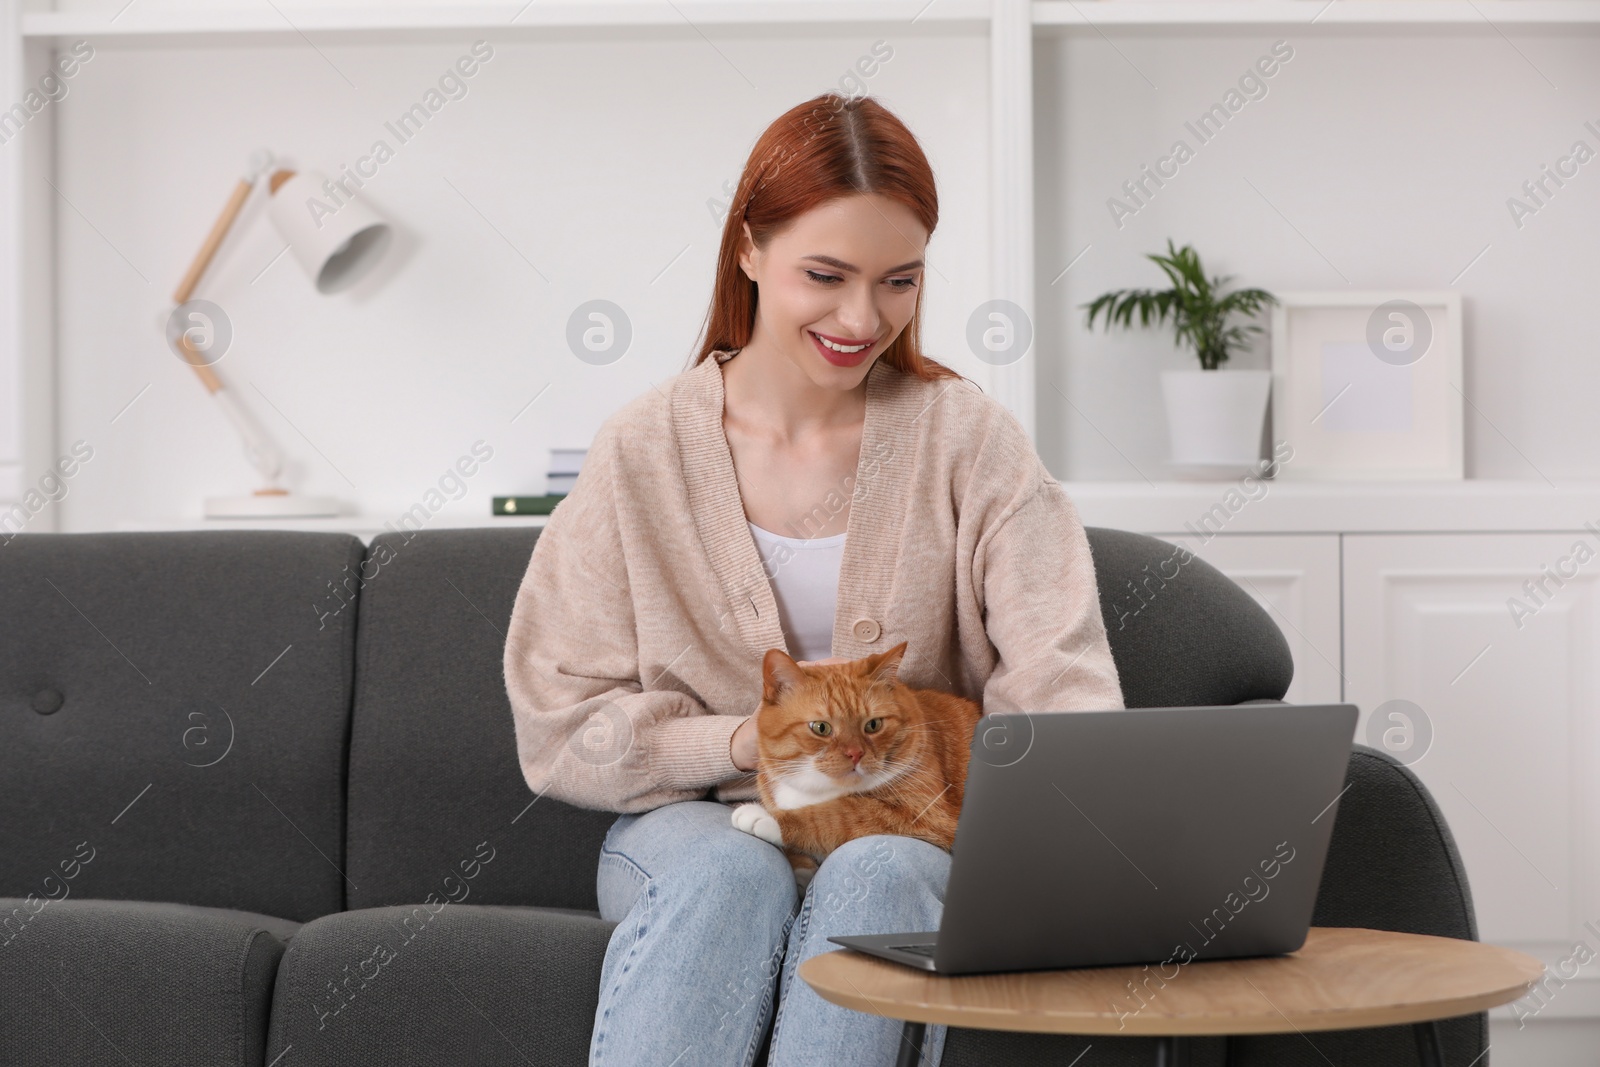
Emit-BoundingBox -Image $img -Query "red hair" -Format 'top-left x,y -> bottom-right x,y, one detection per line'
689,92 -> 965,384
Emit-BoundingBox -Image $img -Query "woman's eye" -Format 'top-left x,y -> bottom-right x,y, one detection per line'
803,270 -> 917,290
809,721 -> 832,737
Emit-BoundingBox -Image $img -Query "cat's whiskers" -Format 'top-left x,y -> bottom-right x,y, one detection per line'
854,758 -> 938,808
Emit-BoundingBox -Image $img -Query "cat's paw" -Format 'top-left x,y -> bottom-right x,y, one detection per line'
730,803 -> 784,847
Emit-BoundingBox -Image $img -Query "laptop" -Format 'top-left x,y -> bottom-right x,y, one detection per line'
828,703 -> 1358,976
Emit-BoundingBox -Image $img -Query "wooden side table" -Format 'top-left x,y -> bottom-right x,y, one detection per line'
798,927 -> 1544,1067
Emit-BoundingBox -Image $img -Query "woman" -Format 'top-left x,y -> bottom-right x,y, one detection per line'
503,92 -> 1124,1067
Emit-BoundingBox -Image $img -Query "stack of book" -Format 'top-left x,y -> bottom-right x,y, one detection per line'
545,448 -> 587,495
493,447 -> 588,516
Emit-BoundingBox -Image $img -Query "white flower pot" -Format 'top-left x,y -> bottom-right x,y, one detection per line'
1160,368 -> 1272,468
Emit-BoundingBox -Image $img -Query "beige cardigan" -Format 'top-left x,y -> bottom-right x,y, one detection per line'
502,349 -> 1124,814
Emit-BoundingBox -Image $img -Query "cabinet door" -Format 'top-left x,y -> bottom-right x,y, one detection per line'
1343,533 -> 1599,967
1153,533 -> 1342,705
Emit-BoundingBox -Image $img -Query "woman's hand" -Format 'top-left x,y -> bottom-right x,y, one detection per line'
730,712 -> 761,773
729,656 -> 851,774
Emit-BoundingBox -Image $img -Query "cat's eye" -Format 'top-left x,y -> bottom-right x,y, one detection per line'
863,718 -> 883,734
809,721 -> 832,737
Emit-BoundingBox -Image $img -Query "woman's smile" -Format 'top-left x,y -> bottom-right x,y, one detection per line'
809,329 -> 877,368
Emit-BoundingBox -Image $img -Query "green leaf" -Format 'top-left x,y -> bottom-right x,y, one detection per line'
1079,241 -> 1276,369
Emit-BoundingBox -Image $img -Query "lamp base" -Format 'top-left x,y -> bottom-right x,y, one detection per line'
205,493 -> 342,518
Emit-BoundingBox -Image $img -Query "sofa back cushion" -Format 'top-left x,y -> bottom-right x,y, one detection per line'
0,531 -> 361,922
1085,527 -> 1293,707
343,529 -> 614,912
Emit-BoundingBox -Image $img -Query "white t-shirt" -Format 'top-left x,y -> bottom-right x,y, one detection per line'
746,520 -> 845,662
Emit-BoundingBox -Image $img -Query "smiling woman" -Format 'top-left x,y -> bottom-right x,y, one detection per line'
502,91 -> 1123,1067
697,93 -> 959,389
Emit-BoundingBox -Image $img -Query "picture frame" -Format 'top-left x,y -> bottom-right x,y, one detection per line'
1269,291 -> 1464,480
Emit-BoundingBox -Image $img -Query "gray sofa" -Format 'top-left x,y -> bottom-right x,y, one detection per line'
1,526 -> 1483,1066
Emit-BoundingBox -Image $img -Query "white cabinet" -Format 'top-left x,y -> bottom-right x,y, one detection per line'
1075,492 -> 1600,1042
1343,533 -> 1600,1019
1155,533 -> 1343,706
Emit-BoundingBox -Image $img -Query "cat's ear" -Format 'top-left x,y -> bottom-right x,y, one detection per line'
763,648 -> 809,702
865,641 -> 909,687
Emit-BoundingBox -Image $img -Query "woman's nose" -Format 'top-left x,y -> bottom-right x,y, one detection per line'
836,285 -> 880,339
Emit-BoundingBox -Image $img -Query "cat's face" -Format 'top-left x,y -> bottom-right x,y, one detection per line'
758,642 -> 913,794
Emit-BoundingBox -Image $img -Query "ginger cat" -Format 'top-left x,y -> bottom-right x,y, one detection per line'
730,641 -> 983,887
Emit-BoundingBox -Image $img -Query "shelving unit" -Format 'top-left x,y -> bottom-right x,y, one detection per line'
6,0 -> 1600,505
3,0 -> 1596,498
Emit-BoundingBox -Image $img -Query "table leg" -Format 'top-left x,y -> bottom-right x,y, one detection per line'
1413,1020 -> 1445,1067
1153,1035 -> 1192,1066
894,1020 -> 927,1067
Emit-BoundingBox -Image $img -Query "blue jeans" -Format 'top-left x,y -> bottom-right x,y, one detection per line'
590,799 -> 951,1067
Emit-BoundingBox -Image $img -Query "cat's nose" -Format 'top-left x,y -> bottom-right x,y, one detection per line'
845,746 -> 862,764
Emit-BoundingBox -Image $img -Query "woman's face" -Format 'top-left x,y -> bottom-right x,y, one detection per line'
738,193 -> 927,390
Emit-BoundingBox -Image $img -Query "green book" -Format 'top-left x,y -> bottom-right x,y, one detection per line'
492,495 -> 566,516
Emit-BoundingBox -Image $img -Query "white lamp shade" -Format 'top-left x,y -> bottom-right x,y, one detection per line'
267,170 -> 393,294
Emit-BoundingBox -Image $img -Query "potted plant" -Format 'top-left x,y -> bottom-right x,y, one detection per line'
1082,239 -> 1277,471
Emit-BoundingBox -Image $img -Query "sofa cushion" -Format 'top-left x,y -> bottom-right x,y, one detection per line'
1085,527 -> 1294,707
0,532 -> 364,921
343,529 -> 615,913
265,903 -> 613,1066
0,898 -> 296,1067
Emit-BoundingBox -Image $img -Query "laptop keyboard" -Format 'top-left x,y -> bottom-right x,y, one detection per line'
892,943 -> 937,956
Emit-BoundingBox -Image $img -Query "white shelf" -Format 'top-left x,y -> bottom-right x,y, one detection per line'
20,1 -> 990,44
1062,478 -> 1600,534
114,513 -> 548,542
1034,1 -> 1600,28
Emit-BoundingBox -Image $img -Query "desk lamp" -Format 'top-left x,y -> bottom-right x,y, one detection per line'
169,150 -> 392,518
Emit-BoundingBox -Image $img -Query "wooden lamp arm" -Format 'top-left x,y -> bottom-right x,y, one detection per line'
168,154 -> 292,490
172,176 -> 254,307
175,335 -> 223,394
169,157 -> 291,393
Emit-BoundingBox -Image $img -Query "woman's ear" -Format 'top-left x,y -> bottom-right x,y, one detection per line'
737,221 -> 758,282
865,641 -> 908,687
763,648 -> 808,703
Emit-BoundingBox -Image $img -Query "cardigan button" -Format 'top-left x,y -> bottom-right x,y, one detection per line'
851,618 -> 881,643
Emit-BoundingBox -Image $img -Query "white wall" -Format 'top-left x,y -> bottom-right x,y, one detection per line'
48,26 -> 991,529
1037,26 -> 1600,482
